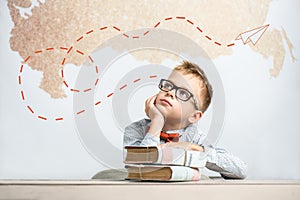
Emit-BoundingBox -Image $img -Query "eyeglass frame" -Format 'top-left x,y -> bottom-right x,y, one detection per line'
158,79 -> 200,111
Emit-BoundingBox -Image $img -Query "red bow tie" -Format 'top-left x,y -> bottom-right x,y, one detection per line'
160,131 -> 180,143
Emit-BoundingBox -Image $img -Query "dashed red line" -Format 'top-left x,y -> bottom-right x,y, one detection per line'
76,50 -> 84,55
94,78 -> 99,86
205,36 -> 212,40
24,56 -> 31,63
77,110 -> 85,115
19,16 -> 240,122
187,20 -> 194,25
154,22 -> 160,28
63,81 -> 69,87
83,88 -> 92,92
88,56 -> 94,63
107,93 -> 114,98
21,91 -> 25,100
60,47 -> 68,50
99,26 -> 108,30
61,58 -> 66,65
18,76 -> 21,85
113,26 -> 121,31
34,50 -> 42,54
76,36 -> 83,42
95,66 -> 99,73
86,16 -> 233,49
67,46 -> 73,54
19,65 -> 23,73
196,27 -> 203,32
120,84 -> 127,90
27,105 -> 34,113
38,115 -> 47,120
133,78 -> 141,83
95,101 -> 101,106
86,30 -> 94,34
70,89 -> 80,92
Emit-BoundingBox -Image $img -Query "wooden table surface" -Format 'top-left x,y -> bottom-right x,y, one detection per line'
1,179 -> 300,200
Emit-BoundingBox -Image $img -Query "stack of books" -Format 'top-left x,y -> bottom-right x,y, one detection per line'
123,146 -> 207,181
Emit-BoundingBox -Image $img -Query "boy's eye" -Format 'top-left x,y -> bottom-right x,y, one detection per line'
178,89 -> 190,100
163,82 -> 173,90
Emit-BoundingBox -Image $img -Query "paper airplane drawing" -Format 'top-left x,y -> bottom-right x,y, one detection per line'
235,24 -> 270,46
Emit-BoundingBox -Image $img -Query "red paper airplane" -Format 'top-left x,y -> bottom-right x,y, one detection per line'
235,24 -> 270,46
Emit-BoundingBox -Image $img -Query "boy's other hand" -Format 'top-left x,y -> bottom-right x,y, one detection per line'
161,142 -> 204,152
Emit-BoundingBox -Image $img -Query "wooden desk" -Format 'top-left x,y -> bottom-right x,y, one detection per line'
1,180 -> 299,200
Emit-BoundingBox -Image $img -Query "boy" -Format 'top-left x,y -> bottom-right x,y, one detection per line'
123,61 -> 247,179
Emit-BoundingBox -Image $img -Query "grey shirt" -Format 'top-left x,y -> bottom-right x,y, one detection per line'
123,118 -> 247,179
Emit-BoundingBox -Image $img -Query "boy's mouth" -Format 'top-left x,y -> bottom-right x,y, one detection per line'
160,99 -> 172,107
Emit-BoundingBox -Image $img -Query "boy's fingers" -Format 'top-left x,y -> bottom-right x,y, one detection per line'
191,144 -> 201,151
147,96 -> 156,108
146,95 -> 155,105
145,95 -> 157,114
149,95 -> 157,104
189,144 -> 204,151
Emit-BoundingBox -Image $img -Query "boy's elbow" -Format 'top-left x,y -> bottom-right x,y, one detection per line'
236,167 -> 247,179
241,165 -> 248,179
222,162 -> 248,179
237,160 -> 248,179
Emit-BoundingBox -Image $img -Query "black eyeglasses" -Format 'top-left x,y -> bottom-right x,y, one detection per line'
158,79 -> 200,110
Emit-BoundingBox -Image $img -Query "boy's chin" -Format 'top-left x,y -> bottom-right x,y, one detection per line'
156,104 -> 181,120
155,104 -> 170,115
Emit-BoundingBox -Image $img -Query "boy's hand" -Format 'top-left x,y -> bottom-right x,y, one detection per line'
145,95 -> 164,122
144,95 -> 165,137
161,142 -> 204,152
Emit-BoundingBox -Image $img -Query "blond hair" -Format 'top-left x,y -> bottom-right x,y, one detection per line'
174,61 -> 213,113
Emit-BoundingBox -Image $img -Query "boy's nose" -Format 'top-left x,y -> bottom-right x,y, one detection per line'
165,90 -> 175,98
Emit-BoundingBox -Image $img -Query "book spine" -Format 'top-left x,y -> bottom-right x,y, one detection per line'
185,150 -> 207,168
161,147 -> 207,168
124,146 -> 207,168
170,166 -> 200,181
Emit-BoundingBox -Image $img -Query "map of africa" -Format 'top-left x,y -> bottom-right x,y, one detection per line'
8,0 -> 295,99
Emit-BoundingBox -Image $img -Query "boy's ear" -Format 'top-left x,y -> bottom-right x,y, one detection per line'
188,110 -> 202,124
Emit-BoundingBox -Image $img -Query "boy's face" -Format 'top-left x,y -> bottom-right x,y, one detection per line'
155,70 -> 202,127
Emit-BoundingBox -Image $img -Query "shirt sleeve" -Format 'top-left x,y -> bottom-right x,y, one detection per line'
123,119 -> 160,147
204,146 -> 248,179
190,125 -> 247,179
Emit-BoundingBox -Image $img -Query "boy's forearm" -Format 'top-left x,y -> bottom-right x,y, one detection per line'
205,147 -> 247,179
163,142 -> 204,152
139,118 -> 164,146
147,117 -> 164,138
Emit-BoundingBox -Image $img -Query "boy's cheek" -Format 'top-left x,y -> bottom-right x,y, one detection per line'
168,104 -> 182,117
154,93 -> 161,104
173,102 -> 184,112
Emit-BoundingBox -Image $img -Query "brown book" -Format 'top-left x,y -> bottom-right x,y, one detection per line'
126,164 -> 200,181
125,146 -> 159,163
124,146 -> 207,168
